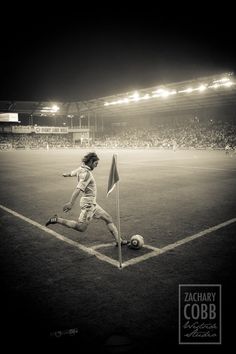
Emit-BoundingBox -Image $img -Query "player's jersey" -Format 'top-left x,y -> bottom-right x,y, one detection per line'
70,163 -> 97,201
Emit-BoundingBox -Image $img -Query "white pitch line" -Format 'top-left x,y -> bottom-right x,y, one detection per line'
90,243 -> 115,250
1,204 -> 236,270
122,217 -> 236,268
144,244 -> 161,251
0,204 -> 119,268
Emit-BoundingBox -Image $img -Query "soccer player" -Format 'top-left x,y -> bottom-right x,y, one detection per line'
45,152 -> 128,246
225,144 -> 231,155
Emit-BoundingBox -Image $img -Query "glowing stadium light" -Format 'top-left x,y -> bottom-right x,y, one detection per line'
198,84 -> 207,92
151,89 -> 177,98
104,91 -> 142,106
223,81 -> 234,87
209,77 -> 235,89
152,89 -> 165,96
210,83 -> 220,89
51,104 -> 60,112
41,104 -> 60,113
179,87 -> 193,93
103,73 -> 235,107
41,107 -> 51,111
129,92 -> 140,101
214,77 -> 230,83
167,90 -> 177,96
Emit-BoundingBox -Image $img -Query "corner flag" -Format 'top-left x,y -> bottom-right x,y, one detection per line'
107,154 -> 122,269
107,154 -> 119,196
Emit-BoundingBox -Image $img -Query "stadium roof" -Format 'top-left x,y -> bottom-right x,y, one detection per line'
0,72 -> 236,119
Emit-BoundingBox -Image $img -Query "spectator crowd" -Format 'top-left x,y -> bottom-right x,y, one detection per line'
1,120 -> 236,151
95,120 -> 236,150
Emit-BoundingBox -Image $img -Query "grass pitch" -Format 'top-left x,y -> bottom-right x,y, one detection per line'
0,148 -> 235,352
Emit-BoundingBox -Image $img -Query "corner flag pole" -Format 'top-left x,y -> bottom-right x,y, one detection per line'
107,154 -> 122,269
114,154 -> 122,269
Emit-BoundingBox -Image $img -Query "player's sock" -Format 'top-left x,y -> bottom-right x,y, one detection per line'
115,239 -> 130,246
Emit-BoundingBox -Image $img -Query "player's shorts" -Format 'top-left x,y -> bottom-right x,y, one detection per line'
78,197 -> 108,224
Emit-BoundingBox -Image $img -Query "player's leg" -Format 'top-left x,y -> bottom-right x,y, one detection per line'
45,214 -> 88,232
46,202 -> 95,232
94,205 -> 128,245
56,217 -> 88,232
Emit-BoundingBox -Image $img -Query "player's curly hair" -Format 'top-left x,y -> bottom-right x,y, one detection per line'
82,152 -> 99,165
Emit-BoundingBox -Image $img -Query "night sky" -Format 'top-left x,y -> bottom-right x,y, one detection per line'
1,6 -> 235,102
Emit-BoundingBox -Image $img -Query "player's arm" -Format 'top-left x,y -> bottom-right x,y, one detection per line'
62,171 -> 77,177
62,167 -> 80,177
63,188 -> 81,212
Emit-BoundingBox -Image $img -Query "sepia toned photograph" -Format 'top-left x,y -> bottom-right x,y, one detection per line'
0,6 -> 235,353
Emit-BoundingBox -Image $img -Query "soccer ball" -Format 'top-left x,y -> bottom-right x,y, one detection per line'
129,235 -> 144,250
